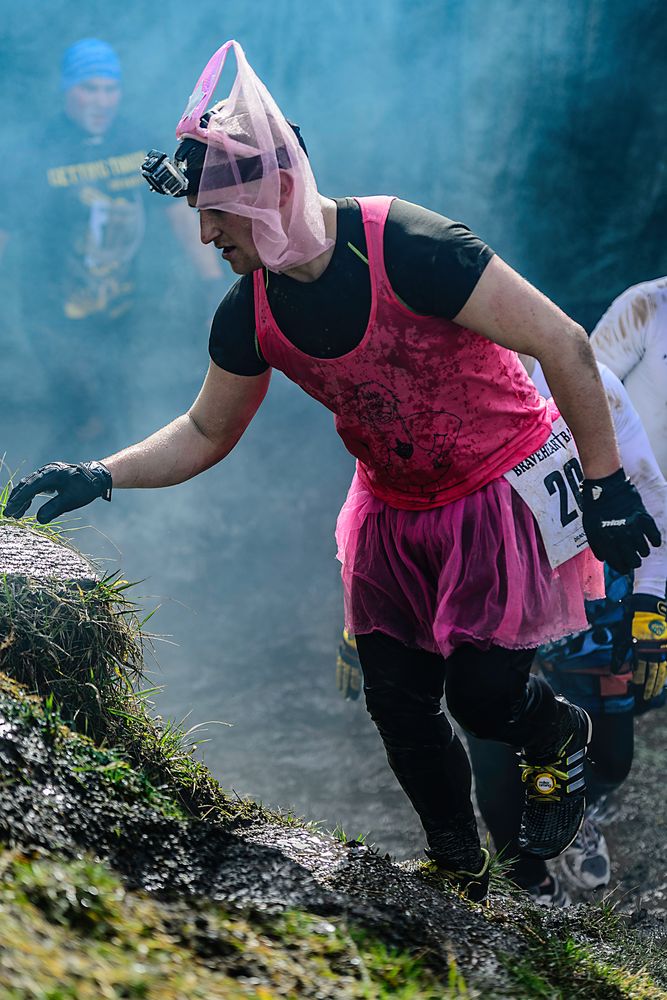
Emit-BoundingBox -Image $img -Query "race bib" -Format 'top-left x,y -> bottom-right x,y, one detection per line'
504,416 -> 589,568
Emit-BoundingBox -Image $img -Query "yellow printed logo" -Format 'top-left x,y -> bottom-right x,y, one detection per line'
649,618 -> 667,638
535,773 -> 557,795
634,611 -> 667,641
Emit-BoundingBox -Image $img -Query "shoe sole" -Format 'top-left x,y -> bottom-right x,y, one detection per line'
532,892 -> 572,908
559,846 -> 610,890
581,707 -> 593,746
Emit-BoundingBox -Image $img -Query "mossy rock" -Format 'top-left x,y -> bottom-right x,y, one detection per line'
0,519 -> 261,825
0,520 -> 143,741
0,520 -> 98,585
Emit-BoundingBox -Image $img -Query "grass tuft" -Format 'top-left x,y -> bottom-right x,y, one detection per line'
331,822 -> 371,847
504,931 -> 664,999
0,565 -> 146,741
0,847 -> 474,999
0,516 -> 265,827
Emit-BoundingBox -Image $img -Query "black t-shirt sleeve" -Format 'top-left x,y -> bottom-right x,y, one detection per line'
384,199 -> 494,319
208,275 -> 269,376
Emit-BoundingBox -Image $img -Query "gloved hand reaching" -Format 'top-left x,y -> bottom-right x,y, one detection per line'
628,593 -> 667,702
581,468 -> 661,575
3,462 -> 112,524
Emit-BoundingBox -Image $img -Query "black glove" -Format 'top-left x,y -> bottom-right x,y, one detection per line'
581,468 -> 661,575
4,461 -> 112,524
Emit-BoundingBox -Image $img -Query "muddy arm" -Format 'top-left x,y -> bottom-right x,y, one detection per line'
453,254 -> 621,480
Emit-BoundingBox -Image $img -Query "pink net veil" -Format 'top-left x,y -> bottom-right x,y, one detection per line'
176,40 -> 332,272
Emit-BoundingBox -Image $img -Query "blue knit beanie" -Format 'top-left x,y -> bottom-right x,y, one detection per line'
61,38 -> 121,91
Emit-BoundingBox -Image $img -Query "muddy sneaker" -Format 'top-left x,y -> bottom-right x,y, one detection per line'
560,809 -> 611,890
518,703 -> 592,860
423,847 -> 491,903
526,872 -> 571,907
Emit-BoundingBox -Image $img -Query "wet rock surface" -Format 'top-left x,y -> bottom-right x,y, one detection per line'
0,693 -> 525,989
2,691 -> 667,996
0,521 -> 99,585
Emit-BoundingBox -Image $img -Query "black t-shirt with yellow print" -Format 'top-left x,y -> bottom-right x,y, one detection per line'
20,113 -> 147,328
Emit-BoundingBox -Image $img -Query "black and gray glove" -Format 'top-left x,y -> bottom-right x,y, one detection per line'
4,461 -> 112,524
581,468 -> 661,575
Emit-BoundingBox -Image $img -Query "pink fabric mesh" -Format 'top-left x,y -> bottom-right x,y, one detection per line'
336,471 -> 605,658
176,40 -> 332,272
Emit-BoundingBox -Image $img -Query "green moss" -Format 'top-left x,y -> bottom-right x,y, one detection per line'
3,846 -> 662,1000
348,927 -> 470,998
0,678 -> 186,822
500,912 -> 665,999
0,849 -> 471,999
3,854 -> 125,939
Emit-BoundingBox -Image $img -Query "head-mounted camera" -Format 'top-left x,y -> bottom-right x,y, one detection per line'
141,149 -> 189,197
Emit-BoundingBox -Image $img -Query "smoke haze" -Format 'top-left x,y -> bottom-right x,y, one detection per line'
2,0 -> 666,856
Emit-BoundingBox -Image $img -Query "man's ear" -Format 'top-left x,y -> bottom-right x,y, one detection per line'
278,171 -> 294,207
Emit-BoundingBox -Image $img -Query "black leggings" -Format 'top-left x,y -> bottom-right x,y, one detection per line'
355,631 -> 573,867
466,710 -> 634,886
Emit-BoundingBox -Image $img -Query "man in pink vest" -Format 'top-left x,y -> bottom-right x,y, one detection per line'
6,42 -> 662,902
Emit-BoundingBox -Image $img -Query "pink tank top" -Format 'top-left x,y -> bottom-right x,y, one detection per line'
253,195 -> 552,510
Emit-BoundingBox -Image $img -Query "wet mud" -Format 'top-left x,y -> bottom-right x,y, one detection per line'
0,689 -> 523,987
594,709 -> 667,916
1,686 -> 667,996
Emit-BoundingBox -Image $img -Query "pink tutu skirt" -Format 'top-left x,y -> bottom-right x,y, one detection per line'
335,471 -> 604,658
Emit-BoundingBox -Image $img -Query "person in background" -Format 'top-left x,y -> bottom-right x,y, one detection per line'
465,356 -> 667,905
4,39 -> 662,903
590,277 -> 667,476
4,38 -> 220,450
336,628 -> 362,701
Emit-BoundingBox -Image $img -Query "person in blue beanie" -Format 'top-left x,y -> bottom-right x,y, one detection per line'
60,38 -> 122,138
3,39 -> 145,449
4,39 -> 220,452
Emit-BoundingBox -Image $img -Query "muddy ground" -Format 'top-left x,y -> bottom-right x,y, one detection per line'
1,521 -> 666,996
590,708 -> 667,915
1,676 -> 667,998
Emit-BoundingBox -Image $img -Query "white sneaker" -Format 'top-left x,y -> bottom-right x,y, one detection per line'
590,793 -> 621,826
526,872 -> 571,907
560,809 -> 611,890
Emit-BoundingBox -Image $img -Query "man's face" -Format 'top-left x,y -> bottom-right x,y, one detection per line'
65,78 -> 121,136
188,195 -> 262,274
